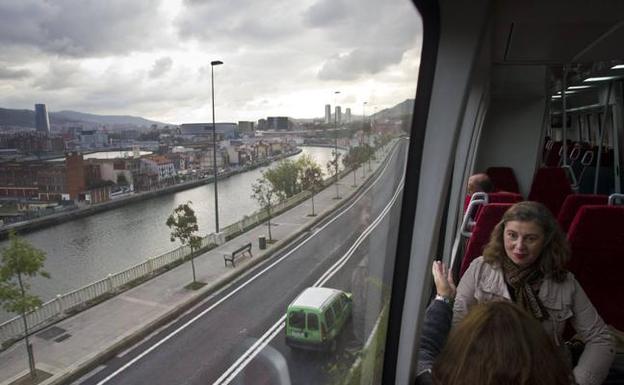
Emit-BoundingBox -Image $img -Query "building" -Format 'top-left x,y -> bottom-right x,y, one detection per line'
179,123 -> 239,140
345,108 -> 352,123
142,155 -> 176,184
79,130 -> 109,148
335,106 -> 342,124
238,121 -> 255,134
265,117 -> 295,131
35,104 -> 50,134
325,104 -> 331,124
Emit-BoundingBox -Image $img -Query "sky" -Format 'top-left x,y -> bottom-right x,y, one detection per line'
0,0 -> 422,125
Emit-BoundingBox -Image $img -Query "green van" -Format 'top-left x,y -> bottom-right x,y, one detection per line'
285,287 -> 352,351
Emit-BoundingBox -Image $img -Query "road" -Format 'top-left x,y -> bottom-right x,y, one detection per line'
75,141 -> 407,385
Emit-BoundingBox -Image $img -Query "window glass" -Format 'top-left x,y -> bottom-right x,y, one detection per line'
332,301 -> 342,318
307,313 -> 319,331
0,0 -> 422,384
289,311 -> 305,329
325,308 -> 335,330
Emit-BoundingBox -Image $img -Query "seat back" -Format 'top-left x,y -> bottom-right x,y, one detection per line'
528,167 -> 573,216
460,203 -> 513,278
557,194 -> 608,233
567,205 -> 624,330
474,192 -> 523,220
486,167 -> 520,193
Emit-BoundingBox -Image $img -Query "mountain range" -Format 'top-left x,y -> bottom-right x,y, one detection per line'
1,98 -> 415,131
0,107 -> 168,130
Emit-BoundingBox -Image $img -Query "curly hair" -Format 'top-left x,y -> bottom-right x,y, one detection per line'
482,201 -> 570,282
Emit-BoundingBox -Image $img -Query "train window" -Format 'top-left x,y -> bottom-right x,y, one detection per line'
0,0 -> 421,384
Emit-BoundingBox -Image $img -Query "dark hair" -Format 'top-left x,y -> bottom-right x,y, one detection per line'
483,201 -> 569,281
478,177 -> 494,193
432,302 -> 573,385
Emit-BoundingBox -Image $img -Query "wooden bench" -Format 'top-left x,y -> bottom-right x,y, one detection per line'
223,242 -> 253,267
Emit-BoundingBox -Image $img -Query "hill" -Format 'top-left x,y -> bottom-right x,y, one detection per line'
0,107 -> 168,130
372,99 -> 414,120
53,110 -> 166,127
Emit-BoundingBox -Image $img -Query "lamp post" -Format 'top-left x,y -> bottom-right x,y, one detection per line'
211,60 -> 223,233
363,101 -> 371,171
334,91 -> 341,199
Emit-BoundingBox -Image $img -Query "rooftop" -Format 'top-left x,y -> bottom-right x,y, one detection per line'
290,287 -> 341,309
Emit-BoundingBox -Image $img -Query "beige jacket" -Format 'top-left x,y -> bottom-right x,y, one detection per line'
454,257 -> 615,385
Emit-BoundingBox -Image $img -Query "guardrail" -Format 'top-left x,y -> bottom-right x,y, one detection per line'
0,144 -> 390,348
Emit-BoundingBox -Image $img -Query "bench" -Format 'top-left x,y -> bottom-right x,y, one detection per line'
223,242 -> 253,267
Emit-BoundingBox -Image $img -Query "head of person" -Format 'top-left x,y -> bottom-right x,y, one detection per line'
432,302 -> 573,385
467,173 -> 494,195
483,201 -> 569,281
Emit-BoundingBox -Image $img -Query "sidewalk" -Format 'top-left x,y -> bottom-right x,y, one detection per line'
0,144 -> 394,385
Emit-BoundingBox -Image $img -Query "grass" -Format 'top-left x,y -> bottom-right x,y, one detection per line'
185,281 -> 207,290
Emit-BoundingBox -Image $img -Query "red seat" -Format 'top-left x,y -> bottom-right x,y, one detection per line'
567,205 -> 624,330
557,194 -> 608,233
460,203 -> 513,278
474,192 -> 523,220
528,167 -> 573,217
486,167 -> 520,193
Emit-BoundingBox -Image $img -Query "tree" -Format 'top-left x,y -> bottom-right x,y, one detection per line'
342,149 -> 360,187
326,150 -> 342,199
298,155 -> 323,216
0,231 -> 50,380
263,159 -> 301,200
251,176 -> 276,242
166,202 -> 203,287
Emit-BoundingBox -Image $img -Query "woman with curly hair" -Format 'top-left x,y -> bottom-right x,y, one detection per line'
453,201 -> 614,385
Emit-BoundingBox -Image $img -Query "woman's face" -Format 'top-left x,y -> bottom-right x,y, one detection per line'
503,220 -> 545,266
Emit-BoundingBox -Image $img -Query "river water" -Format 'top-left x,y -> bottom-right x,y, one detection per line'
0,146 -> 342,322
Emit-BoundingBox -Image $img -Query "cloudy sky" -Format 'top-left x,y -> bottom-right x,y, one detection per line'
0,0 -> 422,124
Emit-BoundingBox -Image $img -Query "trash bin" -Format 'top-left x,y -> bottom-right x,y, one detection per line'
259,235 -> 267,250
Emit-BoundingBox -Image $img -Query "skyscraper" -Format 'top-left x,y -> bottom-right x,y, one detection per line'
345,108 -> 351,123
335,106 -> 342,124
325,104 -> 331,124
35,103 -> 50,134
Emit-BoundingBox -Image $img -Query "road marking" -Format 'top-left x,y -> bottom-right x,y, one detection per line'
96,143 -> 402,385
214,173 -> 406,384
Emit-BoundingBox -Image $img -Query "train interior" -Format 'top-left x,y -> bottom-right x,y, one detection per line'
387,1 -> 624,383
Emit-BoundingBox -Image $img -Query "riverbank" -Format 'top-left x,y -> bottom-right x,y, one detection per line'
0,148 -> 302,240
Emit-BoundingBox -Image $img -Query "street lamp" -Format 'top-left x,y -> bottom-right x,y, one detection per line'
211,60 -> 223,233
363,101 -> 371,171
333,91 -> 341,199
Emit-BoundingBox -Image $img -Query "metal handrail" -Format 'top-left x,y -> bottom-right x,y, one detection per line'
608,193 -> 624,206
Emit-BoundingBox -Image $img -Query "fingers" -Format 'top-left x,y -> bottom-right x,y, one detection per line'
447,268 -> 456,290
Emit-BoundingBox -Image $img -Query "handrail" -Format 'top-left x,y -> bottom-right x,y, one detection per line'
608,193 -> 624,206
562,165 -> 579,192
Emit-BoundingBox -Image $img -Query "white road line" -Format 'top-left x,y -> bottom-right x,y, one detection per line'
95,144 -> 401,385
214,174 -> 406,385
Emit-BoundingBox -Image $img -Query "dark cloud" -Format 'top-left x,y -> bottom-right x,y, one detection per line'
0,0 -> 169,57
318,47 -> 405,81
176,0 -> 300,45
0,65 -> 31,79
149,57 -> 173,78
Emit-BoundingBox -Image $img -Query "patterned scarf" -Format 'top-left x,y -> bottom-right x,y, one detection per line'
502,257 -> 547,321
